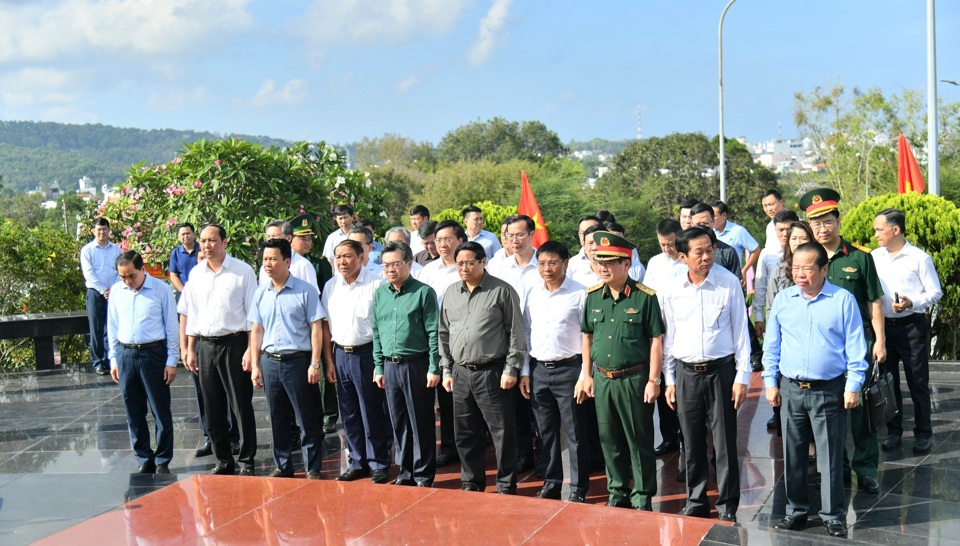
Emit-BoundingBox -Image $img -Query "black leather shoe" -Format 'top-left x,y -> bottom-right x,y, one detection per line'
322,422 -> 337,434
766,416 -> 778,430
535,484 -> 562,499
843,472 -> 852,487
636,503 -> 652,512
238,467 -> 255,476
914,437 -> 933,454
751,354 -> 764,372
194,443 -> 213,457
231,443 -> 241,455
516,455 -> 534,473
881,435 -> 902,451
94,365 -> 110,376
336,468 -> 370,481
211,465 -> 235,475
605,498 -> 633,509
677,505 -> 710,518
824,519 -> 847,538
461,482 -> 481,492
859,475 -> 879,494
496,488 -> 516,495
371,469 -> 390,484
416,482 -> 432,488
567,493 -> 586,503
436,453 -> 460,467
155,464 -> 170,475
305,470 -> 321,480
391,477 -> 416,486
719,512 -> 737,523
654,441 -> 680,456
774,515 -> 807,531
138,462 -> 156,474
676,469 -> 686,483
269,468 -> 295,478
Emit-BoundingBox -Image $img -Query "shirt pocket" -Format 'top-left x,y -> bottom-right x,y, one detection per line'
703,304 -> 724,330
588,309 -> 605,326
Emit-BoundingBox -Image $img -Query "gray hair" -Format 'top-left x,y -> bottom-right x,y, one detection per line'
265,219 -> 293,237
385,226 -> 411,244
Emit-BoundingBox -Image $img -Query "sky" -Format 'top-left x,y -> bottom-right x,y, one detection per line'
1,0 -> 958,146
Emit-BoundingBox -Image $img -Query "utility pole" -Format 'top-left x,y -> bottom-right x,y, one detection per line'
718,0 -> 738,202
927,0 -> 940,195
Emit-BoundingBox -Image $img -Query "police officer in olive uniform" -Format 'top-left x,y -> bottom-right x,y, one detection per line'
799,188 -> 885,494
576,231 -> 664,511
290,214 -> 338,434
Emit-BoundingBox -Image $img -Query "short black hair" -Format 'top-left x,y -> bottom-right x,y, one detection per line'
656,219 -> 682,237
689,202 -> 714,220
507,215 -> 535,233
418,220 -> 439,239
461,205 -> 482,219
876,208 -> 906,235
92,217 -> 110,228
596,210 -> 616,224
177,222 -> 195,233
334,239 -> 363,257
333,204 -> 354,217
604,221 -> 625,234
679,198 -> 700,210
201,224 -> 227,240
578,215 -> 602,227
762,189 -> 783,201
794,242 -> 828,268
583,223 -> 605,238
349,226 -> 373,244
676,226 -> 717,255
382,241 -> 413,262
435,220 -> 466,241
536,240 -> 570,261
773,210 -> 800,224
116,250 -> 143,269
454,241 -> 485,261
711,200 -> 729,216
409,205 -> 430,218
262,238 -> 292,260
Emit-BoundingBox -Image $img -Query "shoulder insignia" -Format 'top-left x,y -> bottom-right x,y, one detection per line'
851,242 -> 871,253
634,282 -> 656,296
586,282 -> 604,293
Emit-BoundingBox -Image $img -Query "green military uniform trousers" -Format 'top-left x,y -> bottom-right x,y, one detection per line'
594,371 -> 656,507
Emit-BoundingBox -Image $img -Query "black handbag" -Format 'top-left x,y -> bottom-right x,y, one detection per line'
863,359 -> 899,433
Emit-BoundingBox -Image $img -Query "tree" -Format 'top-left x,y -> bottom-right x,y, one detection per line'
437,117 -> 567,164
353,133 -> 436,170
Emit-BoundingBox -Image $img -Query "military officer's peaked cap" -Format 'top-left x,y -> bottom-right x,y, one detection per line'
593,230 -> 636,262
798,188 -> 841,218
290,213 -> 316,236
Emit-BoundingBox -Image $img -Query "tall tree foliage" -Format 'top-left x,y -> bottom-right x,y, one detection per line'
437,117 -> 567,164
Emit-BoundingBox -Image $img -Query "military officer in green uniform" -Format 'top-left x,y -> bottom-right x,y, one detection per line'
575,231 -> 664,510
799,188 -> 886,494
291,213 -> 338,434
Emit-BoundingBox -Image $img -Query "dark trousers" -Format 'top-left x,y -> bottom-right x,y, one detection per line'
452,364 -> 516,491
118,345 -> 173,466
844,335 -> 879,478
384,356 -> 436,485
594,371 -> 656,507
262,354 -> 324,472
335,346 -> 391,471
322,374 -> 339,426
191,371 -> 239,445
85,288 -> 108,369
198,334 -> 257,469
676,356 -> 740,513
780,375 -> 846,521
656,371 -> 681,444
885,315 -> 932,439
437,386 -> 457,457
531,359 -> 589,495
514,387 -> 535,461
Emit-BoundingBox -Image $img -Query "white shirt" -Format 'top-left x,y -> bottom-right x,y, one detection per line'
764,219 -> 780,252
258,251 -> 320,294
419,259 -> 461,305
183,255 -> 258,337
871,241 -> 942,318
662,266 -> 752,386
467,229 -> 502,257
522,276 -> 586,376
752,247 -> 783,322
321,228 -> 349,260
486,252 -> 540,308
80,239 -> 121,293
629,248 -> 646,282
321,267 -> 383,345
568,248 -> 645,286
410,230 -> 425,255
643,252 -> 684,308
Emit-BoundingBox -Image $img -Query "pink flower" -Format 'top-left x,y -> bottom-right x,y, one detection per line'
214,159 -> 222,166
136,231 -> 142,238
122,227 -> 133,237
165,218 -> 177,228
119,240 -> 130,251
172,157 -> 183,164
299,204 -> 305,214
193,180 -> 203,188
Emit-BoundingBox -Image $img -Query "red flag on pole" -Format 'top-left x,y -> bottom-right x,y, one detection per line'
518,171 -> 549,247
897,133 -> 926,194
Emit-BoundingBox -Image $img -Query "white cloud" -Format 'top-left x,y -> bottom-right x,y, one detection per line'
394,75 -> 419,93
148,86 -> 214,111
249,79 -> 308,108
0,68 -> 83,107
0,0 -> 254,63
468,0 -> 512,66
295,0 -> 472,47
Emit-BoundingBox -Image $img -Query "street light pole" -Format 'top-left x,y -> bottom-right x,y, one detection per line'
927,0 -> 939,195
718,0 -> 737,202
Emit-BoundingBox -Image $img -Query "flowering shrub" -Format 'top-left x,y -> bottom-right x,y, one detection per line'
82,139 -> 388,265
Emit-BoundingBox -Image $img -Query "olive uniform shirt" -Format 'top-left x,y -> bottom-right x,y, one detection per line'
581,280 -> 665,369
372,276 -> 441,377
826,239 -> 884,334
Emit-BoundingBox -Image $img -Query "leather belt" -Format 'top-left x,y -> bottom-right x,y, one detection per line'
198,331 -> 246,343
885,314 -> 925,326
681,354 -> 734,373
121,340 -> 165,350
385,353 -> 429,364
595,363 -> 647,379
462,359 -> 505,372
265,351 -> 310,361
535,355 -> 580,369
788,375 -> 843,389
335,342 -> 373,353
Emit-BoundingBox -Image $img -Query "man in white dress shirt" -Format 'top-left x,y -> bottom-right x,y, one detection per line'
321,204 -> 355,263
81,217 -> 121,375
663,226 -> 751,523
761,189 -> 786,252
408,205 -> 430,254
567,215 -> 603,283
348,226 -> 383,277
872,208 -> 942,454
257,220 -> 319,293
321,239 -> 392,484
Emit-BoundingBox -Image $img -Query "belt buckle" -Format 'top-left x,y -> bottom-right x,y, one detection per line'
390,356 -> 402,363
342,345 -> 354,353
542,361 -> 555,369
694,363 -> 707,372
798,381 -> 811,389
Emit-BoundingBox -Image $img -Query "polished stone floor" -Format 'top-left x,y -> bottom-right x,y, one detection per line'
0,363 -> 958,544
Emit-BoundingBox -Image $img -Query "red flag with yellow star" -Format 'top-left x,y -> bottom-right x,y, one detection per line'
518,170 -> 549,247
897,133 -> 925,194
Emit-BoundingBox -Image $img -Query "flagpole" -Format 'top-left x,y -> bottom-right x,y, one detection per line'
927,0 -> 939,195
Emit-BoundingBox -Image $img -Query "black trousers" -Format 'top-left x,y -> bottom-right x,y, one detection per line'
118,345 -> 172,467
676,355 -> 740,514
198,334 -> 257,469
531,358 -> 589,495
191,370 -> 239,445
885,314 -> 933,439
261,354 -> 324,472
437,386 -> 457,457
384,356 -> 436,485
85,288 -> 108,369
452,364 -> 516,492
656,371 -> 681,444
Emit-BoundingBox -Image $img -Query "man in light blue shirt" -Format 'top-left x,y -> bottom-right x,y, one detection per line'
762,242 -> 867,539
107,250 -> 179,474
462,205 -> 502,257
711,201 -> 760,281
81,217 -> 122,375
249,238 -> 327,479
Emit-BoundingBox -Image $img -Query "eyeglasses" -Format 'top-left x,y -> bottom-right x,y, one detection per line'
505,232 -> 530,241
382,261 -> 407,270
436,237 -> 457,245
537,260 -> 562,269
810,219 -> 837,230
456,260 -> 480,269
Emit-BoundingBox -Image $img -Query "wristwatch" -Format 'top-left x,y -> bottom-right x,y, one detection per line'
648,377 -> 662,386
310,361 -> 321,370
